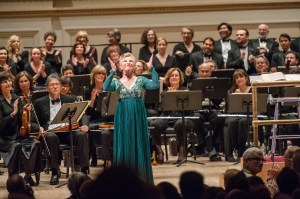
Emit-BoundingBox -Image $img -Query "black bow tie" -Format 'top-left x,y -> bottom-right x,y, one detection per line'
222,39 -> 230,42
51,98 -> 60,105
239,45 -> 247,50
260,38 -> 267,42
204,53 -> 212,58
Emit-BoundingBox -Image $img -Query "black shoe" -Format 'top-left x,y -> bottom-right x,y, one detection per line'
173,158 -> 185,165
35,172 -> 40,185
210,155 -> 222,162
225,155 -> 235,162
157,152 -> 164,164
91,155 -> 98,167
81,167 -> 89,175
24,174 -> 37,186
50,175 -> 59,185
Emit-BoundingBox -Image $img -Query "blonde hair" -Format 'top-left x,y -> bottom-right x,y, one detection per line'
74,30 -> 89,43
156,36 -> 167,46
90,65 -> 107,86
7,34 -> 23,59
119,52 -> 136,64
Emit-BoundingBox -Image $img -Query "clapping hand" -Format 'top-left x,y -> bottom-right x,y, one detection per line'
146,54 -> 154,69
108,57 -> 117,71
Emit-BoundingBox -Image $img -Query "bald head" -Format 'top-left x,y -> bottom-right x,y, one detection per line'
198,63 -> 212,78
258,24 -> 269,39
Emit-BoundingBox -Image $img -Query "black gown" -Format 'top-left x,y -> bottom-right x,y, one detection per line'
0,92 -> 42,175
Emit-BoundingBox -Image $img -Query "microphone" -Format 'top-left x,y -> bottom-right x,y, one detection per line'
286,59 -> 291,74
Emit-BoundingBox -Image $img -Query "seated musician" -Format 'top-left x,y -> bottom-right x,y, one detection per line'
185,62 -> 224,161
61,64 -> 75,77
60,76 -> 77,101
150,68 -> 197,165
0,71 -> 42,186
224,69 -> 251,162
32,74 -> 89,185
84,65 -> 113,168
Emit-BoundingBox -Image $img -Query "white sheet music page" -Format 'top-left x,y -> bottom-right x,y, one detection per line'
285,74 -> 300,81
261,72 -> 286,81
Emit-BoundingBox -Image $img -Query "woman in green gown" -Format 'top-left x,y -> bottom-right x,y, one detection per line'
103,53 -> 159,184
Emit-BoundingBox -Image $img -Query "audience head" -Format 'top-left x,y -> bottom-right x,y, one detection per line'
78,179 -> 94,199
60,76 -> 73,95
156,182 -> 181,199
217,22 -> 233,40
61,64 -> 74,77
67,172 -> 90,199
179,171 -> 205,199
0,46 -> 9,63
225,171 -> 249,193
257,24 -> 269,39
198,62 -> 212,78
202,37 -> 215,54
227,189 -> 250,199
292,149 -> 300,172
89,166 -> 160,199
284,146 -> 300,167
74,30 -> 89,46
254,55 -> 270,74
164,67 -> 184,88
106,45 -> 121,62
135,60 -> 149,75
7,174 -> 35,199
276,167 -> 300,196
14,71 -> 34,94
202,186 -> 226,199
279,33 -> 291,51
242,147 -> 264,176
107,28 -> 121,44
235,28 -> 249,46
90,65 -> 107,86
141,28 -> 157,46
182,26 -> 194,43
224,169 -> 240,188
292,188 -> 300,199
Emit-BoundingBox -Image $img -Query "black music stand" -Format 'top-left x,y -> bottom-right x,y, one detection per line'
31,90 -> 48,104
161,90 -> 202,167
50,101 -> 89,188
69,74 -> 90,98
191,78 -> 231,160
96,91 -> 108,112
282,87 -> 300,106
228,93 -> 268,163
211,69 -> 234,78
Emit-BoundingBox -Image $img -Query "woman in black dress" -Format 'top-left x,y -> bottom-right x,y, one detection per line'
139,28 -> 157,62
0,46 -> 18,76
0,71 -> 42,186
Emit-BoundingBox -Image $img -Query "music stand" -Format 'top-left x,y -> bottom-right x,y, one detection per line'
50,101 -> 89,187
282,87 -> 300,106
211,69 -> 234,78
191,78 -> 231,160
31,90 -> 48,104
96,91 -> 108,112
228,93 -> 268,163
106,92 -> 118,116
69,74 -> 90,97
161,90 -> 202,167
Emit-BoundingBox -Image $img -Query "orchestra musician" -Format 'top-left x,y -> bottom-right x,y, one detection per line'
32,74 -> 90,185
224,69 -> 251,162
0,71 -> 41,186
150,67 -> 196,165
60,76 -> 77,101
84,65 -> 113,168
185,62 -> 224,161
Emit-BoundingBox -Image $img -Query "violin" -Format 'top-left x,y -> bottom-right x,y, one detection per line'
19,93 -> 31,138
50,123 -> 80,133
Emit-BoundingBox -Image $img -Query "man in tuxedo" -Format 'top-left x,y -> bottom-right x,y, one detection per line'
32,75 -> 89,185
100,29 -> 130,65
227,28 -> 256,74
250,24 -> 279,63
271,33 -> 293,68
189,37 -> 224,78
214,22 -> 238,68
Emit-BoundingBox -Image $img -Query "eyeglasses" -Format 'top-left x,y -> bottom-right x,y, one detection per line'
48,83 -> 60,88
247,157 -> 266,162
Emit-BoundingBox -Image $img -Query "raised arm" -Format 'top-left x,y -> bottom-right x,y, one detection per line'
103,70 -> 116,92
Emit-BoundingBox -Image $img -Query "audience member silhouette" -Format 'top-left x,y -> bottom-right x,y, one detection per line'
179,171 -> 206,199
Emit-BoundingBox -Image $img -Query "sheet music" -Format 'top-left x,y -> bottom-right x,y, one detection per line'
285,74 -> 300,81
261,72 -> 286,81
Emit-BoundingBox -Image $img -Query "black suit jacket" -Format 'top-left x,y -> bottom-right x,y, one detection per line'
189,51 -> 224,77
227,44 -> 256,74
250,38 -> 279,62
291,37 -> 300,54
32,95 -> 89,131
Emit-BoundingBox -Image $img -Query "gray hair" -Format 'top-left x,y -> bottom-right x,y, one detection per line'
242,147 -> 263,159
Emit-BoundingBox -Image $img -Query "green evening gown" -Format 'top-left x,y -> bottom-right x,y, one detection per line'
103,68 -> 159,184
